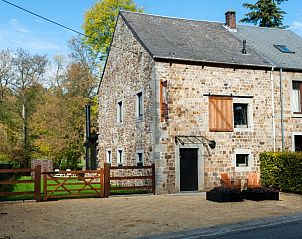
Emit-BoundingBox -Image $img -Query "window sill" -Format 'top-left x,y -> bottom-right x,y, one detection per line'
234,127 -> 253,132
291,113 -> 302,118
235,166 -> 251,172
135,116 -> 144,122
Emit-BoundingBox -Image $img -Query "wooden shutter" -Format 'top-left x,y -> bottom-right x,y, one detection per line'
209,96 -> 233,132
160,80 -> 168,122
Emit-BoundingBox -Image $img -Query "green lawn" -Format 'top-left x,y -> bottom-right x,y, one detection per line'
0,176 -> 149,201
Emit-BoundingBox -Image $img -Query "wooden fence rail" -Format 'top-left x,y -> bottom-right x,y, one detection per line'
42,168 -> 104,200
103,163 -> 155,197
0,166 -> 41,202
0,163 -> 156,202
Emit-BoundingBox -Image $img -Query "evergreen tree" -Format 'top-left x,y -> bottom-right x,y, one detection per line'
240,0 -> 288,28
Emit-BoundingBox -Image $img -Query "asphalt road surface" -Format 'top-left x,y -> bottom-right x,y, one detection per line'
142,214 -> 302,239
204,220 -> 302,239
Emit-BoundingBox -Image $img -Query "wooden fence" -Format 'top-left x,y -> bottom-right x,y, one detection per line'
0,163 -> 156,202
0,165 -> 42,202
103,163 -> 156,197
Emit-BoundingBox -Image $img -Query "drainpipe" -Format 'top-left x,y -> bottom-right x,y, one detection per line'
280,68 -> 285,151
271,67 -> 276,152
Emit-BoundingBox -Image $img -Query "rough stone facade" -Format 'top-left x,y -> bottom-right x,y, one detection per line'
98,17 -> 154,169
98,16 -> 302,194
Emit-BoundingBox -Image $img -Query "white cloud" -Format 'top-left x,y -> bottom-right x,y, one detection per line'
8,18 -> 29,33
290,21 -> 302,36
290,21 -> 302,31
0,18 -> 66,56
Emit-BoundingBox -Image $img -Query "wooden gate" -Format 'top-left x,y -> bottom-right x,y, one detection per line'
43,169 -> 104,200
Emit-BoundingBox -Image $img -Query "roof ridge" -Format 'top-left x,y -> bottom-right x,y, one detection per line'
120,10 -> 223,24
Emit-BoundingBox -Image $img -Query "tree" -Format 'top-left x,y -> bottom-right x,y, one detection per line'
9,49 -> 48,167
82,0 -> 141,62
240,0 -> 288,28
0,49 -> 13,122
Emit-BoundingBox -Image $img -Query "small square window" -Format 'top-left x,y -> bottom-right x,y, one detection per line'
117,101 -> 123,123
136,92 -> 143,118
236,154 -> 249,167
234,103 -> 248,128
117,150 -> 123,166
274,44 -> 295,54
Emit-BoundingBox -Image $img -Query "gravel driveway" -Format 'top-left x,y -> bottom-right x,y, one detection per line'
1,192 -> 302,239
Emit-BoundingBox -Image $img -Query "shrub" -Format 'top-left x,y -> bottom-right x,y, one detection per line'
260,152 -> 302,193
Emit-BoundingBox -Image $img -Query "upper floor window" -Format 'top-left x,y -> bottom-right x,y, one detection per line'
117,101 -> 123,123
209,96 -> 253,132
291,81 -> 302,113
136,91 -> 144,119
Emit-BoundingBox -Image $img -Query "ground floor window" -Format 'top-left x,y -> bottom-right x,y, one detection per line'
233,149 -> 252,172
136,150 -> 144,166
293,134 -> 302,151
117,149 -> 123,166
106,150 -> 112,164
236,154 -> 249,167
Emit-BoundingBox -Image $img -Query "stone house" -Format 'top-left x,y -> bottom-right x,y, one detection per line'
97,10 -> 302,193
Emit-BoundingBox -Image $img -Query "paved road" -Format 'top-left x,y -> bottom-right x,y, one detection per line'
204,220 -> 302,239
141,214 -> 302,239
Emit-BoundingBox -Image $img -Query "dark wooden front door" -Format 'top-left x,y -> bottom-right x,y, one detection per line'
180,148 -> 198,191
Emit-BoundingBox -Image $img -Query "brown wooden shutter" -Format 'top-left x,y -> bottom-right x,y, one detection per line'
209,96 -> 233,132
160,80 -> 168,122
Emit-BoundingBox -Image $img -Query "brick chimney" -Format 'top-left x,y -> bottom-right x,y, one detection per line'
225,10 -> 236,29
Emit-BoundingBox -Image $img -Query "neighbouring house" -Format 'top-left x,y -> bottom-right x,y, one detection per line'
97,10 -> 302,193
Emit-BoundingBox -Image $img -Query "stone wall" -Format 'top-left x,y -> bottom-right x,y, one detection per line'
272,71 -> 302,151
98,16 -> 302,194
98,16 -> 154,168
31,159 -> 53,173
154,62 -> 274,193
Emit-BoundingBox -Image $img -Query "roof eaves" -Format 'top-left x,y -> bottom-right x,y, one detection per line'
153,55 -> 273,70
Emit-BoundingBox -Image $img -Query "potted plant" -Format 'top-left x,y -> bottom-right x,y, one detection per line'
206,186 -> 243,202
242,186 -> 279,201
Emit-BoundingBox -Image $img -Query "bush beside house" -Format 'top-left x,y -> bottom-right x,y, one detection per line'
260,152 -> 302,193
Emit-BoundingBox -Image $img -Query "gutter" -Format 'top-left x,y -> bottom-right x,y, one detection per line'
153,55 -> 272,70
280,68 -> 285,151
271,66 -> 276,152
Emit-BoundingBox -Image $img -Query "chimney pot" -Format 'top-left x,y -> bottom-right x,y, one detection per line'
225,10 -> 236,29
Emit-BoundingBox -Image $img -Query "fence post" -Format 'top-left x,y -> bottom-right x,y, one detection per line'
34,165 -> 42,202
104,163 -> 110,198
152,163 -> 156,195
43,173 -> 47,201
100,168 -> 104,197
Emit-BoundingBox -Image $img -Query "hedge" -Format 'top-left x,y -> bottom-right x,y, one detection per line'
260,152 -> 302,193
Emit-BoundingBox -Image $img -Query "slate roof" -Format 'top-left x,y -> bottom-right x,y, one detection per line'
120,11 -> 272,68
234,25 -> 302,70
121,12 -> 272,67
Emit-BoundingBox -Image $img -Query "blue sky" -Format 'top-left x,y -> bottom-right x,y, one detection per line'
0,0 -> 302,59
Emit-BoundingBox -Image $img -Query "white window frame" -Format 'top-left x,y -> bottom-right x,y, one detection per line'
117,100 -> 123,124
232,149 -> 253,172
135,91 -> 144,120
117,148 -> 124,166
106,149 -> 112,164
136,150 -> 144,166
233,98 -> 253,132
291,80 -> 302,117
292,132 -> 302,152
